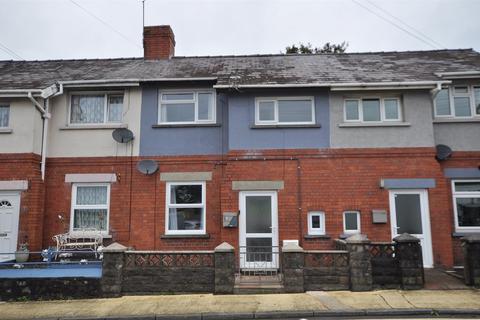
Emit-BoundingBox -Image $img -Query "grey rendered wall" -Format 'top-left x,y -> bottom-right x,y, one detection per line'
330,90 -> 435,148
140,86 -> 225,156
228,89 -> 330,150
433,123 -> 480,151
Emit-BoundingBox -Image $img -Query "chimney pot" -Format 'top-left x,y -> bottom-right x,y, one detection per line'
143,25 -> 175,60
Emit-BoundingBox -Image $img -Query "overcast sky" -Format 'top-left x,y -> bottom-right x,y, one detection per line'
0,0 -> 479,61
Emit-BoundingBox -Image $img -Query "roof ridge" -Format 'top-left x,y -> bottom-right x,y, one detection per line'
0,48 -> 476,63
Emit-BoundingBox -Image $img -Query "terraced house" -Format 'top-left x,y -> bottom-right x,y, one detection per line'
0,25 -> 479,272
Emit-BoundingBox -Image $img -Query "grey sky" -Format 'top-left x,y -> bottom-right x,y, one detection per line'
0,0 -> 479,60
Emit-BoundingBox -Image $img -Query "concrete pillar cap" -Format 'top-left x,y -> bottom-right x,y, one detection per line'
103,242 -> 127,253
214,242 -> 234,252
346,234 -> 370,244
393,233 -> 420,243
282,242 -> 304,252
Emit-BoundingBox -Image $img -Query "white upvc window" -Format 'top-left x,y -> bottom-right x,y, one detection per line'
165,182 -> 206,235
158,90 -> 216,124
0,104 -> 10,128
69,92 -> 124,125
344,97 -> 402,122
343,211 -> 361,234
70,183 -> 110,235
307,211 -> 326,235
255,96 -> 315,125
434,85 -> 480,118
452,180 -> 480,232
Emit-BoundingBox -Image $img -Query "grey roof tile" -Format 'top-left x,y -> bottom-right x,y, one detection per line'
0,49 -> 479,90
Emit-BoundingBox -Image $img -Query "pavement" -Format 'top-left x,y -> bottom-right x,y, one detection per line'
1,289 -> 480,320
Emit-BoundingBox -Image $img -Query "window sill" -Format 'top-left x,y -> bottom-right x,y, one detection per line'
433,118 -> 480,124
250,124 -> 320,129
0,128 -> 13,134
338,122 -> 410,128
304,234 -> 331,240
152,123 -> 221,128
452,231 -> 480,238
60,124 -> 128,130
161,233 -> 210,239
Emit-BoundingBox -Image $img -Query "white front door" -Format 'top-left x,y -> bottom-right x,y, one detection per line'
389,189 -> 433,268
0,193 -> 21,262
239,191 -> 279,269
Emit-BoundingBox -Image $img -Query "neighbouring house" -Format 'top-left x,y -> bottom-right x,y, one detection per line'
0,25 -> 479,271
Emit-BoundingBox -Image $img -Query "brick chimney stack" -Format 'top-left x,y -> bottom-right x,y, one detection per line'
143,25 -> 175,60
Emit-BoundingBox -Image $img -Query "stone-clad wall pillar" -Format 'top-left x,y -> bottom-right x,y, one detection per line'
462,235 -> 480,287
101,242 -> 127,297
394,233 -> 424,290
346,234 -> 373,291
214,242 -> 235,294
282,243 -> 304,293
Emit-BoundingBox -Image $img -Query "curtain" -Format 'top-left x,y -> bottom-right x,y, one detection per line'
71,95 -> 104,124
74,209 -> 107,231
0,105 -> 9,127
108,96 -> 123,122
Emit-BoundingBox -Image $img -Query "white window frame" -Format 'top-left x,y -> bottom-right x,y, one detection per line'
255,96 -> 315,125
434,85 -> 480,119
307,211 -> 326,235
343,211 -> 361,234
70,183 -> 110,235
158,89 -> 216,125
165,181 -> 207,235
0,104 -> 10,128
452,179 -> 480,232
343,97 -> 402,123
68,91 -> 125,125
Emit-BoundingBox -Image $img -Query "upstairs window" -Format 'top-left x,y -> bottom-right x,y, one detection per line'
255,97 -> 315,125
70,93 -> 124,124
0,104 -> 9,128
344,97 -> 401,122
158,91 -> 215,124
452,180 -> 480,232
434,85 -> 480,118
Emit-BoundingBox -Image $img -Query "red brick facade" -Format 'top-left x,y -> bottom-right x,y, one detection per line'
2,148 -> 479,268
0,153 -> 45,251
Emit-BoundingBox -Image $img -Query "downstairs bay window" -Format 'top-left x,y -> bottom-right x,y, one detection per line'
166,182 -> 206,235
70,184 -> 110,234
452,180 -> 480,232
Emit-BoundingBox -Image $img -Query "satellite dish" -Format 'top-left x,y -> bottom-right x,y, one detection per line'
136,160 -> 159,175
436,144 -> 452,161
112,128 -> 134,143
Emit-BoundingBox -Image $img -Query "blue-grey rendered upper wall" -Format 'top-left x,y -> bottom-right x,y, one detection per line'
139,86 -> 227,156
228,89 -> 330,150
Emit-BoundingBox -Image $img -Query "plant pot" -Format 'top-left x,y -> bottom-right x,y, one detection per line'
15,250 -> 29,263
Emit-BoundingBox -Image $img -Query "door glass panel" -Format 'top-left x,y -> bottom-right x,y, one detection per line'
395,194 -> 423,234
246,238 -> 272,262
246,196 -> 271,233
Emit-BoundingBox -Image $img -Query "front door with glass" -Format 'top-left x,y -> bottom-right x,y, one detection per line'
239,191 -> 279,270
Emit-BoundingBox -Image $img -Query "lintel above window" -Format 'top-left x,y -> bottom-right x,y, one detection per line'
69,92 -> 124,125
343,97 -> 402,123
434,85 -> 480,119
158,90 -> 216,125
255,97 -> 315,126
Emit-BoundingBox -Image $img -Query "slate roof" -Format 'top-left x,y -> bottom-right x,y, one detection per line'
0,49 -> 479,90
